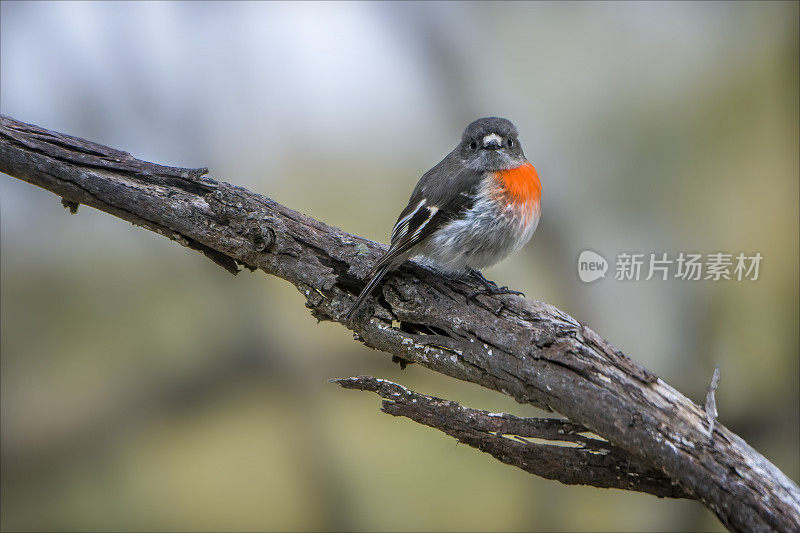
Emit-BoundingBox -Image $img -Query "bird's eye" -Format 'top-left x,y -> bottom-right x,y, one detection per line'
469,139 -> 478,151
507,138 -> 515,148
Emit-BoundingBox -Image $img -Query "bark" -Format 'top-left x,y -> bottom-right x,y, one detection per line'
1,115 -> 798,532
334,375 -> 689,499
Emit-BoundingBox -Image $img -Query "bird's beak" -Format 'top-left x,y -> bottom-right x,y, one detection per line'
482,133 -> 503,150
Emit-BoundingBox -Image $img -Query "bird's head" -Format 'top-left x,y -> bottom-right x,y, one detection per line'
460,117 -> 526,171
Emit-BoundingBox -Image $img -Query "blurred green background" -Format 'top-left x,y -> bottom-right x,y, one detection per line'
1,1 -> 797,531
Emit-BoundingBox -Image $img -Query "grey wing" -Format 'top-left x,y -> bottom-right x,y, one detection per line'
371,161 -> 484,274
369,199 -> 443,273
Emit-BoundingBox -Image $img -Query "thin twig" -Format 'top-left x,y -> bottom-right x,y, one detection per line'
705,366 -> 721,439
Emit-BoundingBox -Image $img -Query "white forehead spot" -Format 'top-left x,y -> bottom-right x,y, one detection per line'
483,133 -> 503,146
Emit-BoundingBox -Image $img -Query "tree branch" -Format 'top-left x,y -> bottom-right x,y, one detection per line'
334,375 -> 689,499
1,115 -> 797,532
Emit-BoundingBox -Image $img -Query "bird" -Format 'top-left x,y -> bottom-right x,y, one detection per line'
346,117 -> 541,320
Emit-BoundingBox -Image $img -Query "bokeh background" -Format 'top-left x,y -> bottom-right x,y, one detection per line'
1,1 -> 798,531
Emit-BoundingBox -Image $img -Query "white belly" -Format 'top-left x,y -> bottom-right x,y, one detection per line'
415,190 -> 539,275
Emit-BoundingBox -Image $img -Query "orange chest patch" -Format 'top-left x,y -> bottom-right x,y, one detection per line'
492,162 -> 541,206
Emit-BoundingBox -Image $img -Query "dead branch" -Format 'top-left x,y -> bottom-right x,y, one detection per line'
334,375 -> 689,498
1,115 -> 797,532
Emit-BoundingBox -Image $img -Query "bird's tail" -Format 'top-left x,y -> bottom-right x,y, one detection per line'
346,263 -> 393,320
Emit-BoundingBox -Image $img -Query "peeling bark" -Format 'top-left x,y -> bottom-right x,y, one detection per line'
1,115 -> 798,532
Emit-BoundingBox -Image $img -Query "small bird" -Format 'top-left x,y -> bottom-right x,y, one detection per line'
346,117 -> 541,319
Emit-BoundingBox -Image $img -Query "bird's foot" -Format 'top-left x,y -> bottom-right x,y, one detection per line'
466,269 -> 525,303
466,285 -> 525,303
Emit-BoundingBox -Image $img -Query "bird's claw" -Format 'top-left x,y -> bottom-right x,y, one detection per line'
466,286 -> 525,303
